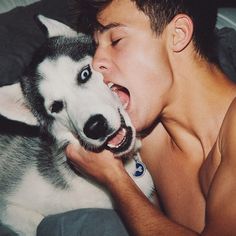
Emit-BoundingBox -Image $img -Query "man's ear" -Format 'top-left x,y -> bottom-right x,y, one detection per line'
0,83 -> 39,126
170,14 -> 193,52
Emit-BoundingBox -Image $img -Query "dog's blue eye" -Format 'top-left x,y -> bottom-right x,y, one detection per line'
50,101 -> 64,113
78,65 -> 92,83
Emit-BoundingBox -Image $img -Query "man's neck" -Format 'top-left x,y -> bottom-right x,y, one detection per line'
161,55 -> 236,156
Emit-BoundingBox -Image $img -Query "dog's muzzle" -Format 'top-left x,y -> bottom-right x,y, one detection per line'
82,111 -> 134,155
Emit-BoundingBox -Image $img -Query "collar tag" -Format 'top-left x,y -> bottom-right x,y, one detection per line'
133,158 -> 146,177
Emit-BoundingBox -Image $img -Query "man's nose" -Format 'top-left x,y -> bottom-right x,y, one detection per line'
92,48 -> 111,74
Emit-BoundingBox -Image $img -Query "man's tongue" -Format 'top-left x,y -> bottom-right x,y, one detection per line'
107,128 -> 126,148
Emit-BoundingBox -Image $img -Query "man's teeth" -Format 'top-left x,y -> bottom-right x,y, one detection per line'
107,82 -> 114,89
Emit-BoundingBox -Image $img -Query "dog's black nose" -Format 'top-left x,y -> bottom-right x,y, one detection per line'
83,114 -> 109,140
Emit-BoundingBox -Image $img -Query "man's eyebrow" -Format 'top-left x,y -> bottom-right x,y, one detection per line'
96,22 -> 125,33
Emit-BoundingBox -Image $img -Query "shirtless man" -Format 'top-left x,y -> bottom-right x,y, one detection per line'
63,0 -> 236,235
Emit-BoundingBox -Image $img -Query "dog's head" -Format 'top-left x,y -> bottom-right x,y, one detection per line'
0,16 -> 138,157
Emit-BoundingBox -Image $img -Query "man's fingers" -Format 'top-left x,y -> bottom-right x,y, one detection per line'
65,144 -> 84,163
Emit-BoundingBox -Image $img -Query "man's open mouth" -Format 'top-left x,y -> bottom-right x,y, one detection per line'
108,83 -> 130,110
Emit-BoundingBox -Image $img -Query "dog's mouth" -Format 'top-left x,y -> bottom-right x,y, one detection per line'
105,117 -> 133,155
75,110 -> 134,156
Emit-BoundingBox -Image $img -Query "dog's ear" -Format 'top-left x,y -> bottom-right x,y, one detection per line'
0,83 -> 39,126
37,15 -> 78,38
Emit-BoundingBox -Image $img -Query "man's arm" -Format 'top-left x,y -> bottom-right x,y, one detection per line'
106,169 -> 198,236
66,146 -> 198,236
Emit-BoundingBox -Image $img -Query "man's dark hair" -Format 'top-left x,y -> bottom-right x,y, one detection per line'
69,0 -> 219,63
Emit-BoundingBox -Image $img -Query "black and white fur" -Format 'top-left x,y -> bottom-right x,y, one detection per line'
0,16 -> 154,236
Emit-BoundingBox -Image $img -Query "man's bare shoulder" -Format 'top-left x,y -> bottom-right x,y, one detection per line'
219,97 -> 236,160
202,98 -> 236,235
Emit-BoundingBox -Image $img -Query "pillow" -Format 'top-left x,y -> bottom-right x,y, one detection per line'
0,0 -> 40,14
0,0 -> 69,86
216,27 -> 236,82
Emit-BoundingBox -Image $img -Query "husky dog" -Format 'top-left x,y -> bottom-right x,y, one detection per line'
0,16 -> 154,236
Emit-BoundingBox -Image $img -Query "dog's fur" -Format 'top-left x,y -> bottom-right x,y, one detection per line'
0,16 -> 154,236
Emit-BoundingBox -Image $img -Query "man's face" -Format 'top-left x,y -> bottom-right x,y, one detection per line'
92,0 -> 173,132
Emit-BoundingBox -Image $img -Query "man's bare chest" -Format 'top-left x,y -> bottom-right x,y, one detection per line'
141,125 -> 222,231
148,142 -> 221,231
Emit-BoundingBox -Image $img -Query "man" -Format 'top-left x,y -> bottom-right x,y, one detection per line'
39,0 -> 236,235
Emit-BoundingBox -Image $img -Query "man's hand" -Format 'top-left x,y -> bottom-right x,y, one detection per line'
65,144 -> 128,185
